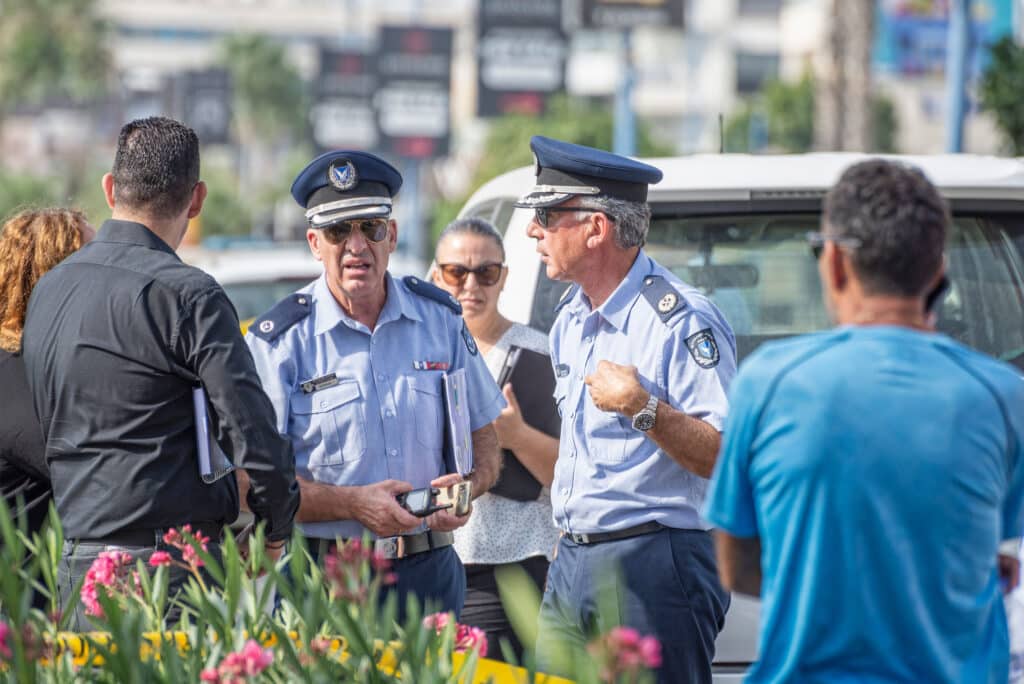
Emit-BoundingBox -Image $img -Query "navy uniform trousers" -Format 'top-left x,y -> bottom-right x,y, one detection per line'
537,527 -> 730,684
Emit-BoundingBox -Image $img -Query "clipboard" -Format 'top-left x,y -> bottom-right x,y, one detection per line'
441,368 -> 474,477
490,345 -> 560,502
192,387 -> 236,484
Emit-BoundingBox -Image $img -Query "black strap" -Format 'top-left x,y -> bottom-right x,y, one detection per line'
567,521 -> 665,545
72,521 -> 223,547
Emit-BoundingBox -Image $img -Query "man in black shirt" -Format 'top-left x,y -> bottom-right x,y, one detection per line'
22,117 -> 300,629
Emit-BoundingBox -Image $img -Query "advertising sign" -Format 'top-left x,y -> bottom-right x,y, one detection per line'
376,26 -> 453,159
477,0 -> 566,117
581,0 -> 685,30
312,47 -> 378,151
181,69 -> 232,145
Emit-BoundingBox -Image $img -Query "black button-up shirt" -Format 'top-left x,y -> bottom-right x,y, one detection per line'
23,220 -> 299,542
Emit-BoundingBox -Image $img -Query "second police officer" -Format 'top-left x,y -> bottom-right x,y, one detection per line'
246,151 -> 504,617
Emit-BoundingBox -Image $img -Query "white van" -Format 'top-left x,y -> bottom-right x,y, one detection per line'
457,152 -> 1024,681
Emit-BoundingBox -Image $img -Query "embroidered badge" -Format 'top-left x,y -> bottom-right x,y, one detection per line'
327,158 -> 358,191
685,328 -> 720,369
462,321 -> 478,356
413,361 -> 450,371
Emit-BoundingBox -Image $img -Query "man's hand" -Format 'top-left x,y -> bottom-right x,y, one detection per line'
493,384 -> 527,450
425,473 -> 471,532
350,480 -> 423,537
585,360 -> 649,417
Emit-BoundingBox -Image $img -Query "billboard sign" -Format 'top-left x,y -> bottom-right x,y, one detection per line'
581,0 -> 685,30
312,47 -> 378,151
181,69 -> 232,145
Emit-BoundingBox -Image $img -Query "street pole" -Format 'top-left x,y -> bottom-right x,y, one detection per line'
404,159 -> 424,267
945,0 -> 969,152
613,29 -> 636,156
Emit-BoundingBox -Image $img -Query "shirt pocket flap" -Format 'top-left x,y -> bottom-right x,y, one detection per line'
290,380 -> 361,415
407,373 -> 441,397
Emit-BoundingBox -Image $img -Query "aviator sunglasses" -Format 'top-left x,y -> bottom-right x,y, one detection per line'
437,262 -> 505,287
320,218 -> 390,245
533,207 -> 602,229
806,231 -> 862,260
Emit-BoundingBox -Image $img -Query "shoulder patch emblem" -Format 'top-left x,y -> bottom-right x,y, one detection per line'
403,275 -> 461,314
641,276 -> 685,323
250,293 -> 312,343
685,328 -> 720,369
462,320 -> 478,356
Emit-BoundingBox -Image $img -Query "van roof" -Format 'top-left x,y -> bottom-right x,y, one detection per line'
465,153 -> 1024,209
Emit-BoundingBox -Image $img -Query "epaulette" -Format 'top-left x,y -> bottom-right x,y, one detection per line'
250,293 -> 312,342
553,284 -> 579,314
640,275 -> 687,324
403,275 -> 461,314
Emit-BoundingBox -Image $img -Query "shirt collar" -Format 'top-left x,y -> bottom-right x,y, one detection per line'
573,250 -> 652,332
313,272 -> 420,336
96,219 -> 178,258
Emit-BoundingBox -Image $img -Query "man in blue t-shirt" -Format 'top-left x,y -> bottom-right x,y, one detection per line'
704,159 -> 1024,683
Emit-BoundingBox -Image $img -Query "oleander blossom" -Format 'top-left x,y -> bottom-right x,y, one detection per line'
323,539 -> 395,603
423,612 -> 488,657
200,639 -> 274,683
0,620 -> 11,660
80,550 -> 136,618
148,550 -> 173,567
162,524 -> 210,569
588,626 -> 662,682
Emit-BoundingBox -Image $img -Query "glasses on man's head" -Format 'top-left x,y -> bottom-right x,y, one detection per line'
533,207 -> 602,229
319,218 -> 390,245
437,262 -> 505,287
806,231 -> 862,260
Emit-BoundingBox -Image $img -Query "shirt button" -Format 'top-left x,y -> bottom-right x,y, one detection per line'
389,448 -> 398,457
385,409 -> 394,418
319,399 -> 328,408
584,336 -> 592,344
377,373 -> 386,382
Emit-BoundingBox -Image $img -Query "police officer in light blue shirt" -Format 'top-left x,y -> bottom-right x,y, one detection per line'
522,136 -> 734,684
245,150 -> 504,618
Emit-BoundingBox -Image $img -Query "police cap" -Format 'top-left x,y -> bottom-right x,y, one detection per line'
515,135 -> 663,208
291,150 -> 403,228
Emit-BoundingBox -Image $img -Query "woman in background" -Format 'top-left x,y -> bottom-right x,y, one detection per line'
0,208 -> 94,556
432,217 -> 560,662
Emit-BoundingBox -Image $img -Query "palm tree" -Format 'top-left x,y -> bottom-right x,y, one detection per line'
815,0 -> 874,151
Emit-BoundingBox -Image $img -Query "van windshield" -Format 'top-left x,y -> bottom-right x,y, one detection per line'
531,211 -> 1024,368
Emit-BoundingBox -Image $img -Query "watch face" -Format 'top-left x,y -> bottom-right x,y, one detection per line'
632,412 -> 656,432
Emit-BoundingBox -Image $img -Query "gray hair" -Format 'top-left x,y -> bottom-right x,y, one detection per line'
436,216 -> 505,261
572,195 -> 651,249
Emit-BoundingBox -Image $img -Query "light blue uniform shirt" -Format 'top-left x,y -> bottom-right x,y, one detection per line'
246,272 -> 504,541
550,250 -> 736,534
704,327 -> 1024,684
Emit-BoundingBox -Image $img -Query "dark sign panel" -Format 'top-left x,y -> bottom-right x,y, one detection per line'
312,47 -> 378,151
376,26 -> 453,159
477,0 -> 566,117
180,69 -> 232,145
581,0 -> 685,29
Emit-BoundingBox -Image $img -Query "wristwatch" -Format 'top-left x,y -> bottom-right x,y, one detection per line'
631,393 -> 659,432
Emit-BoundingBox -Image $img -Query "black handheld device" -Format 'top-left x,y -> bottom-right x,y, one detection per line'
395,487 -> 451,517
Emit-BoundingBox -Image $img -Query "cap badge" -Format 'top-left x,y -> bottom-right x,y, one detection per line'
657,292 -> 677,313
327,158 -> 358,191
259,320 -> 275,334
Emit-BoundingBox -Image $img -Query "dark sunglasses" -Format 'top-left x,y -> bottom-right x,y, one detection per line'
533,207 -> 602,229
319,218 -> 390,244
437,262 -> 505,287
806,231 -> 862,260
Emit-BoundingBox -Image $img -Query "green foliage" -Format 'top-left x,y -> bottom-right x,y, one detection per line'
430,95 -> 673,246
979,36 -> 1024,156
0,0 -> 111,112
871,95 -> 898,154
0,171 -> 60,221
220,35 -> 308,140
763,75 -> 815,153
199,167 -> 250,238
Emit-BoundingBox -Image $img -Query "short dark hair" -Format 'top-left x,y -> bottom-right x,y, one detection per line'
437,217 -> 506,261
824,159 -> 949,297
112,117 -> 200,220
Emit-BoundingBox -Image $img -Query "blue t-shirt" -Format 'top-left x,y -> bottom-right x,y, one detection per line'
704,326 -> 1024,684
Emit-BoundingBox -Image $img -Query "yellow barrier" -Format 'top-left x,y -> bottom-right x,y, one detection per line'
49,631 -> 573,683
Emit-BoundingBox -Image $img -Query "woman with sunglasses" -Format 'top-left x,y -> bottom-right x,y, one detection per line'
432,217 -> 560,662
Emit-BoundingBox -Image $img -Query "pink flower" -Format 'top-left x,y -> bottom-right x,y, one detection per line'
199,669 -> 220,683
423,612 -> 451,631
638,636 -> 662,669
80,550 -> 136,617
608,626 -> 640,649
424,613 -> 488,657
206,639 -> 274,683
148,550 -> 173,567
0,621 -> 12,660
588,627 -> 662,682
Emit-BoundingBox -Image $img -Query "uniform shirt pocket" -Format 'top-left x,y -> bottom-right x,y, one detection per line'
407,373 -> 443,450
586,403 -> 633,464
289,380 -> 367,468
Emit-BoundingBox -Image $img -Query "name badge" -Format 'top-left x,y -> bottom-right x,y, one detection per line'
300,373 -> 339,394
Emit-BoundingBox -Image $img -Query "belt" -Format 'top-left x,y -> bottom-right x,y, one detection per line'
566,521 -> 665,545
315,530 -> 454,561
71,522 -> 224,548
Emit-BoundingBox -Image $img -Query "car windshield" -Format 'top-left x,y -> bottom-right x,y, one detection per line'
222,278 -> 315,321
531,211 -> 1024,368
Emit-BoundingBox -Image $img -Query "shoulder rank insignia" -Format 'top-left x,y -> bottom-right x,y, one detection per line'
641,276 -> 686,324
685,328 -> 720,369
553,284 -> 579,314
250,293 -> 312,342
403,275 -> 461,315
